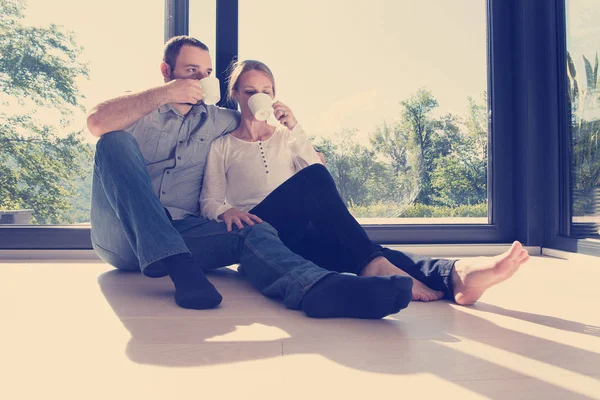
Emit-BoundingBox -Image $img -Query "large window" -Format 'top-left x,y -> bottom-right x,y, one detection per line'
238,0 -> 489,224
566,0 -> 600,238
0,0 -> 527,248
189,1 -> 216,56
0,0 -> 164,226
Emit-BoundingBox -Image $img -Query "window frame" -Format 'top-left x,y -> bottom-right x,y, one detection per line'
543,0 -> 600,256
3,0 -> 598,256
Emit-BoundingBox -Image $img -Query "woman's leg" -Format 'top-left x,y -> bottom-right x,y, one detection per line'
250,164 -> 383,275
250,164 -> 444,301
250,164 -> 382,275
291,227 -> 446,301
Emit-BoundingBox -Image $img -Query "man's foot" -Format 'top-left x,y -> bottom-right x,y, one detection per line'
302,273 -> 413,319
361,257 -> 444,302
452,241 -> 530,306
163,253 -> 223,309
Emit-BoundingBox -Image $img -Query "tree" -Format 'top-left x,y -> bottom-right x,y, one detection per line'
401,89 -> 439,202
370,121 -> 411,175
314,130 -> 420,218
567,51 -> 600,216
430,136 -> 487,207
315,130 -> 377,206
0,0 -> 92,224
430,94 -> 488,207
371,88 -> 463,205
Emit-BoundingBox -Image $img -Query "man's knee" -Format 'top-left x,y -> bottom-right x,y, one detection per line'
247,221 -> 279,238
96,130 -> 137,154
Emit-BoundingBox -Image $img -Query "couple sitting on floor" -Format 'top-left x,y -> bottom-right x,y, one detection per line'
88,35 -> 529,319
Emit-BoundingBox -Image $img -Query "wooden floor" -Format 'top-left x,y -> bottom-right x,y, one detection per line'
1,255 -> 599,400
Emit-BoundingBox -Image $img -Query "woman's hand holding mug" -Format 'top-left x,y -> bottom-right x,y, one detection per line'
272,101 -> 297,130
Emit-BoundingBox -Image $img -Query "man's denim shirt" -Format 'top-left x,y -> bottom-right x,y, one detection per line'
126,103 -> 239,220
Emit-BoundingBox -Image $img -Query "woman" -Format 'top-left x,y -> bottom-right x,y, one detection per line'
200,60 -> 449,302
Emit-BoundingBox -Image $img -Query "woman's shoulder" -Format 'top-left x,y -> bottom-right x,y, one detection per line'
209,133 -> 233,152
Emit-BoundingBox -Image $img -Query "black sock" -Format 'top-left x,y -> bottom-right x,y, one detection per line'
164,253 -> 222,309
301,274 -> 412,319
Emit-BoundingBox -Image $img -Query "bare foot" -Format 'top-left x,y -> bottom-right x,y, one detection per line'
452,241 -> 530,305
361,257 -> 444,302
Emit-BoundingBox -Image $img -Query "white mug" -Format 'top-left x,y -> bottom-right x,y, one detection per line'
199,76 -> 221,105
248,93 -> 275,121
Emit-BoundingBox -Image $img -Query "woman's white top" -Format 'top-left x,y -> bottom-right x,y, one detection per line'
200,123 -> 323,220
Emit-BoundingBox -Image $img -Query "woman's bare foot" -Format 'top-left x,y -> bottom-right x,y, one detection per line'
452,241 -> 530,306
361,257 -> 444,302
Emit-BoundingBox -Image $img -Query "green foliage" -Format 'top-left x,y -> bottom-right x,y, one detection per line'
348,202 -> 487,219
314,88 -> 489,218
369,88 -> 486,207
2,0 -> 492,223
316,130 -> 392,207
566,51 -> 600,216
430,95 -> 488,207
0,0 -> 92,224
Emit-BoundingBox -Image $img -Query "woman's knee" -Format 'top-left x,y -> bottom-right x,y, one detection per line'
305,163 -> 328,175
302,163 -> 336,187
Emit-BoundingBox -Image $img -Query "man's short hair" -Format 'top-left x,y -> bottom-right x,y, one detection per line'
163,36 -> 209,71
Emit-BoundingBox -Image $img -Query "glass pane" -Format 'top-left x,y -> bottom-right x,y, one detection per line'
566,0 -> 600,238
239,0 -> 489,224
189,0 -> 216,56
0,0 -> 164,225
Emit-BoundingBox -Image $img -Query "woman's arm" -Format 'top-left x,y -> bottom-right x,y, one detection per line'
285,124 -> 324,168
199,142 -> 233,220
270,101 -> 324,167
200,140 -> 264,231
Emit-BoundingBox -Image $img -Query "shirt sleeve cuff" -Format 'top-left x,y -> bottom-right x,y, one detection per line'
290,123 -> 305,135
215,204 -> 233,221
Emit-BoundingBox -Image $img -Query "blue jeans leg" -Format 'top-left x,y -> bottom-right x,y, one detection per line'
172,216 -> 334,310
90,131 -> 190,277
239,222 -> 334,309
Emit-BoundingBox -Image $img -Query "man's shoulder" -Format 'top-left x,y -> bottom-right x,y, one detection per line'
206,105 -> 240,125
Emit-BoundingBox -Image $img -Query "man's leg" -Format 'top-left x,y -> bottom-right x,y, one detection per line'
90,165 -> 140,273
250,165 -> 446,302
91,130 -> 221,309
173,216 -> 413,319
238,222 -> 413,319
285,228 -> 441,301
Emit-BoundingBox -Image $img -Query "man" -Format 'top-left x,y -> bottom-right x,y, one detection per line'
88,36 -> 529,318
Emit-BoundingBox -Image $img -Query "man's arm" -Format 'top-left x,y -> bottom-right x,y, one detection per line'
86,79 -> 204,137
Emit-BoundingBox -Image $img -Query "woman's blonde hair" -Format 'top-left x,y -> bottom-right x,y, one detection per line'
227,59 -> 276,102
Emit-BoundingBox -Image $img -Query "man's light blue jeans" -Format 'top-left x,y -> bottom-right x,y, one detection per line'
90,131 -> 333,309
